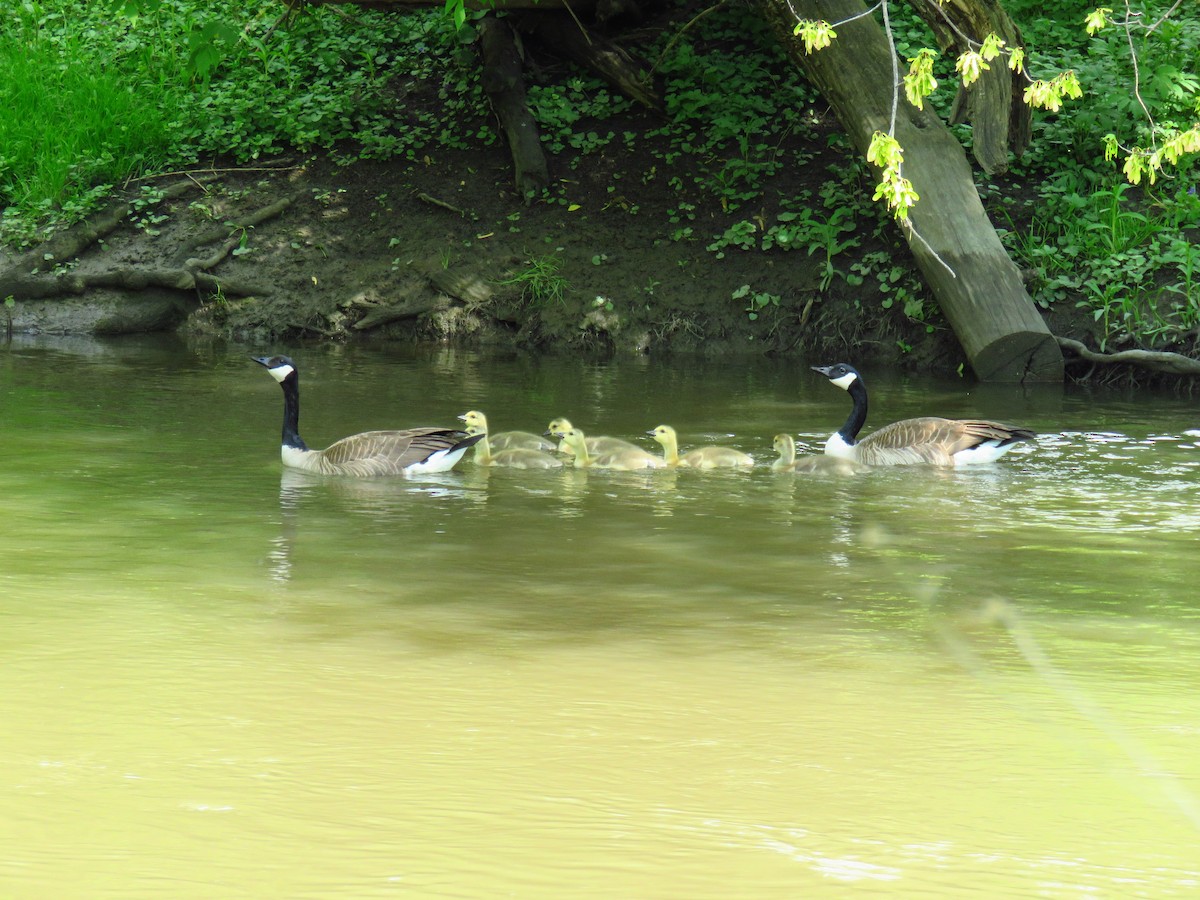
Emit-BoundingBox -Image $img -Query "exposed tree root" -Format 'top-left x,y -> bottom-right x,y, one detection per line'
1056,336 -> 1200,376
58,268 -> 273,299
0,177 -> 219,300
351,276 -> 444,330
350,256 -> 513,331
43,176 -> 218,269
181,197 -> 294,270
1,192 -> 291,303
417,192 -> 471,218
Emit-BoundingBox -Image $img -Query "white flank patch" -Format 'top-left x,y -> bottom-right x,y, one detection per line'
405,446 -> 469,475
953,441 -> 1015,466
824,433 -> 857,460
281,445 -> 316,469
830,371 -> 858,390
268,363 -> 295,383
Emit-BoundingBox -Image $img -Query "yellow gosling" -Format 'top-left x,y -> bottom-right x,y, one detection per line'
649,424 -> 754,469
465,425 -> 562,469
545,417 -> 638,456
459,410 -> 554,451
772,433 -> 799,471
774,432 -> 869,476
560,428 -> 665,470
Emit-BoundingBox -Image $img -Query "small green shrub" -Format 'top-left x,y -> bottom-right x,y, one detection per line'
733,284 -> 781,321
500,252 -> 570,308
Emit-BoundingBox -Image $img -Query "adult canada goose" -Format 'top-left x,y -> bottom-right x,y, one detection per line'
772,432 -> 869,475
253,355 -> 482,476
811,362 -> 1036,467
649,425 -> 754,469
463,425 -> 562,469
545,417 -> 638,455
559,428 -> 666,470
459,410 -> 554,451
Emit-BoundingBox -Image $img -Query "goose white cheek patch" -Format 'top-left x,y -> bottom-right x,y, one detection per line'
830,371 -> 858,390
269,364 -> 295,383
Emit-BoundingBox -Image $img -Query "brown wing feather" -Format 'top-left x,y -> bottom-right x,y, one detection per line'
317,428 -> 471,476
856,417 -> 1033,466
954,420 -> 1037,444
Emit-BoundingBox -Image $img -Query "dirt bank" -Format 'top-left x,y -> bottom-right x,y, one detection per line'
7,128 -> 985,371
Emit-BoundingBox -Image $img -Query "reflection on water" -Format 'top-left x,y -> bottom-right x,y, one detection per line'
1,339 -> 1199,898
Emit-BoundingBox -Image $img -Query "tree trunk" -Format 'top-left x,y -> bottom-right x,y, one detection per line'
511,12 -> 662,110
906,0 -> 1032,173
478,15 -> 550,199
761,0 -> 1062,382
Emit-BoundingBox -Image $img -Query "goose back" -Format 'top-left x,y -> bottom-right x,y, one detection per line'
465,426 -> 562,469
680,446 -> 755,469
489,448 -> 563,469
299,428 -> 481,477
490,432 -> 557,452
790,455 -> 871,476
563,428 -> 663,470
590,446 -> 667,470
853,417 -> 1035,467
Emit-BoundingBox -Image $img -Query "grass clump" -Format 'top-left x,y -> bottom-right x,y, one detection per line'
0,1 -> 475,248
500,252 -> 570,308
0,3 -> 182,243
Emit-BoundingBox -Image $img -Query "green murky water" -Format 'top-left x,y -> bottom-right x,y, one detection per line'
2,337 -> 1198,898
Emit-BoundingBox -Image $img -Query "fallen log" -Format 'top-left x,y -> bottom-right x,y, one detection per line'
761,0 -> 1062,382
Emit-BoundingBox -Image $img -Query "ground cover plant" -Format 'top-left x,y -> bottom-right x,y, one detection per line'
995,0 -> 1200,351
0,0 -> 467,246
1,0 -> 1197,366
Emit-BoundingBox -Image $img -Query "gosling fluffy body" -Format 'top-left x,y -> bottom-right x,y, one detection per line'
772,432 -> 869,475
545,417 -> 638,456
460,410 -> 554,451
558,428 -> 666,470
649,425 -> 754,469
462,424 -> 562,469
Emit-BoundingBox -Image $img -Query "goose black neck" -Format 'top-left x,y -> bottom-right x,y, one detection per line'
279,372 -> 308,451
839,378 -> 869,445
